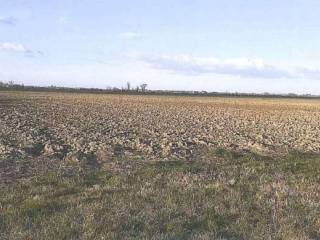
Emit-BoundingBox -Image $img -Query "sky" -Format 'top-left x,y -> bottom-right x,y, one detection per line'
1,0 -> 320,94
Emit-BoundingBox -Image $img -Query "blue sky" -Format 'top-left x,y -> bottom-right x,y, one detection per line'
1,0 -> 320,93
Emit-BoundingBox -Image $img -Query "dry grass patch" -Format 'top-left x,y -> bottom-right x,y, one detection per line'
1,149 -> 319,239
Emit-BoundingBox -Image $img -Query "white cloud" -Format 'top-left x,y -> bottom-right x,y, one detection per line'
0,42 -> 43,56
138,54 -> 296,79
1,59 -> 319,94
0,16 -> 17,25
296,67 -> 320,80
136,53 -> 320,80
119,32 -> 142,40
0,42 -> 27,52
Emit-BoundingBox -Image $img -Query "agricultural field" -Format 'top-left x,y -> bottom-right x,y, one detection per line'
1,91 -> 320,239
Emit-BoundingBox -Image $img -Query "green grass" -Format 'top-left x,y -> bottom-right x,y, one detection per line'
1,149 -> 320,239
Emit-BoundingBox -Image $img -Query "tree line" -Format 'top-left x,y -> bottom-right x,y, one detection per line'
0,80 -> 318,99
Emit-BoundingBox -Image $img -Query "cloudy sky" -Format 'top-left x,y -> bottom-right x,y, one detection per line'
1,0 -> 320,94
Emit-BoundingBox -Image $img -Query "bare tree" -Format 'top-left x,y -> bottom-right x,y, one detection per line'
140,83 -> 147,92
126,81 -> 131,91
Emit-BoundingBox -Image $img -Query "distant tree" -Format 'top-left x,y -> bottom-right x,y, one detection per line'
126,81 -> 131,91
135,86 -> 140,92
8,80 -> 14,86
140,83 -> 148,92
